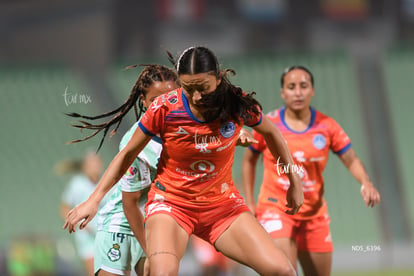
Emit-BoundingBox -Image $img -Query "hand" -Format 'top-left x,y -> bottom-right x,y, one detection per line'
285,175 -> 304,215
360,182 -> 381,207
236,128 -> 258,147
62,199 -> 99,234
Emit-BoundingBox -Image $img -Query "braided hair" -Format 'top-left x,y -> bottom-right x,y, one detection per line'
66,64 -> 178,151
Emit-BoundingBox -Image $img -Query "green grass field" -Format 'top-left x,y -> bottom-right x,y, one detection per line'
332,270 -> 414,276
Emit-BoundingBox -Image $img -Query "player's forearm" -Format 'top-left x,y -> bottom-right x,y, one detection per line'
123,202 -> 147,253
340,149 -> 372,186
348,158 -> 372,186
242,153 -> 258,206
89,150 -> 136,203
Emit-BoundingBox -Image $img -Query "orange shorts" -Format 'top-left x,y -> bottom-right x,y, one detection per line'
145,190 -> 250,244
256,208 -> 333,253
190,236 -> 229,270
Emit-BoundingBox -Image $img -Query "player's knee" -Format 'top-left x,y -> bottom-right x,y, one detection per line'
149,266 -> 177,276
260,262 -> 296,276
149,258 -> 179,276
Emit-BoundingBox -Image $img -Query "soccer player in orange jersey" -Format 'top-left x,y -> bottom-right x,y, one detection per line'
242,65 -> 381,276
65,46 -> 303,276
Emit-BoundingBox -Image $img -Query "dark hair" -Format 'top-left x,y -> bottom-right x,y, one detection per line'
66,64 -> 178,151
280,65 -> 314,88
171,46 -> 262,124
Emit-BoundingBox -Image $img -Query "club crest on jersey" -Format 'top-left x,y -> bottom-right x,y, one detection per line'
107,244 -> 121,262
313,134 -> 326,150
220,122 -> 235,138
167,91 -> 178,104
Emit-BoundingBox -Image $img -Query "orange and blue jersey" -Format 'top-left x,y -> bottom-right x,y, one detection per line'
139,88 -> 262,207
249,107 -> 351,219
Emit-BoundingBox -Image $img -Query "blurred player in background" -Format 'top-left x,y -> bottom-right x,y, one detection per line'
58,151 -> 104,276
242,65 -> 381,276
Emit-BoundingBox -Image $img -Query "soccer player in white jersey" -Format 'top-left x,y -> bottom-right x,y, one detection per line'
64,65 -> 179,276
59,152 -> 104,276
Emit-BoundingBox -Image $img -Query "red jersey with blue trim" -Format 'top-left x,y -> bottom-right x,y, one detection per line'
250,107 -> 351,219
139,88 -> 262,206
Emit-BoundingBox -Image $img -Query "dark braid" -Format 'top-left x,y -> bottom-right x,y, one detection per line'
66,64 -> 178,152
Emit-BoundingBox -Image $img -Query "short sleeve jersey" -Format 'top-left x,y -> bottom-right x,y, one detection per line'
96,122 -> 162,234
139,88 -> 262,206
249,107 -> 351,219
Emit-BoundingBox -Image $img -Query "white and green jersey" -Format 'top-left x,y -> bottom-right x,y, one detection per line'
96,122 -> 162,234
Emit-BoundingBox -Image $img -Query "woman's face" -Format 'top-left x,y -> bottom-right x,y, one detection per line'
140,80 -> 179,108
281,69 -> 314,112
82,153 -> 103,184
179,72 -> 221,113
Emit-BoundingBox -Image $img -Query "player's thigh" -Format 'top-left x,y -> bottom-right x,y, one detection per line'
134,257 -> 147,276
298,251 -> 332,276
214,212 -> 294,275
145,213 -> 189,273
273,238 -> 298,270
256,209 -> 298,268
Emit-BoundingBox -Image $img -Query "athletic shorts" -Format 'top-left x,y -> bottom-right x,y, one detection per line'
73,228 -> 95,260
94,231 -> 144,275
256,208 -> 333,253
190,235 -> 229,270
145,191 -> 250,245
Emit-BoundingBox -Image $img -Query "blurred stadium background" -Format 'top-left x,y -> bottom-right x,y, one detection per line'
0,0 -> 413,275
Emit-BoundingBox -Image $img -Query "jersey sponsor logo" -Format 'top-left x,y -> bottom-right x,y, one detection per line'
126,166 -> 138,176
220,122 -> 235,138
292,151 -> 306,162
194,130 -> 222,153
150,97 -> 163,112
176,160 -> 218,181
167,91 -> 178,104
190,160 -> 215,172
313,134 -> 326,150
175,126 -> 189,135
310,156 -> 325,162
107,244 -> 121,262
216,140 -> 234,152
155,181 -> 166,191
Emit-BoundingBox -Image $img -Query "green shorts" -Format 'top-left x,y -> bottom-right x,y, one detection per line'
94,231 -> 144,275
